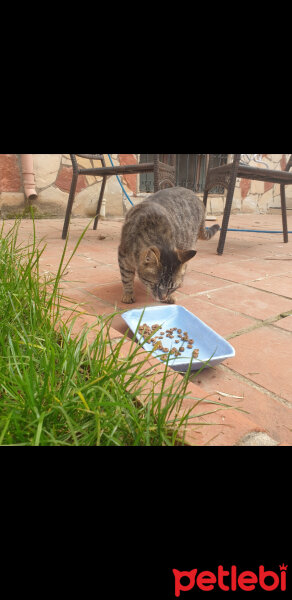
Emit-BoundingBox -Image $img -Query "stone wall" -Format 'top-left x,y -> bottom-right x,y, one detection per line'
194,154 -> 292,215
233,154 -> 292,214
0,154 -> 137,219
0,153 -> 291,218
33,153 -> 134,219
0,154 -> 24,217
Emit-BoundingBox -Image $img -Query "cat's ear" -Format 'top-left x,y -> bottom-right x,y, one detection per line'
143,246 -> 160,265
177,249 -> 197,264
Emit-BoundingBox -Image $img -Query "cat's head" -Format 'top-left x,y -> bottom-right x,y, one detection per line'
138,245 -> 197,302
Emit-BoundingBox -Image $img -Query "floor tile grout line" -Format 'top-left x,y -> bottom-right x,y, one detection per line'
218,364 -> 292,409
239,281 -> 292,301
63,284 -> 292,339
62,286 -> 124,312
176,289 -> 292,327
182,276 -> 292,302
62,283 -> 292,337
225,310 -> 292,340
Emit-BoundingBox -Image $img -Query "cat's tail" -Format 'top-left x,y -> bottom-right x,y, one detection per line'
199,223 -> 220,240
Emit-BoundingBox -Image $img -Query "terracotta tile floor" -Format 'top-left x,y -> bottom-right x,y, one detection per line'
5,212 -> 292,446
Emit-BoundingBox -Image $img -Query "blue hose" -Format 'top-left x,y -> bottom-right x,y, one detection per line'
107,154 -> 134,206
214,228 -> 292,233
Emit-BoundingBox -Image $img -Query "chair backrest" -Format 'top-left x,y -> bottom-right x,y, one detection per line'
71,154 -> 176,166
70,153 -> 177,194
158,154 -> 176,167
239,154 -> 292,172
73,154 -> 104,160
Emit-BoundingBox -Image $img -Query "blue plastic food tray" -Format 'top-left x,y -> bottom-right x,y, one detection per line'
122,305 -> 235,371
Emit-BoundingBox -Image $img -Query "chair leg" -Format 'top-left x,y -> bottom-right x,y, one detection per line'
203,187 -> 209,208
153,154 -> 160,192
62,171 -> 78,239
280,184 -> 288,243
93,176 -> 107,230
217,180 -> 236,255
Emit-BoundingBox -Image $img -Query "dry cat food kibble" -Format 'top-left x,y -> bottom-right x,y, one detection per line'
137,322 -> 200,361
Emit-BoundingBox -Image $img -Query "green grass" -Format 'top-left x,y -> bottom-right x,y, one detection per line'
0,218 -> 240,446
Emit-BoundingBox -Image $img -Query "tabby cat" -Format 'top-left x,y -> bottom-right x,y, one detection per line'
118,186 -> 220,304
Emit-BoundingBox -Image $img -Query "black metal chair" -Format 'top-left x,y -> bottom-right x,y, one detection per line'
203,154 -> 292,254
62,154 -> 176,239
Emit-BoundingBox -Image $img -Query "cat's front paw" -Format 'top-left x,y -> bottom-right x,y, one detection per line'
165,295 -> 176,304
121,293 -> 136,304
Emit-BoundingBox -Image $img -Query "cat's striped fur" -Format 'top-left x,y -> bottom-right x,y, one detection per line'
118,187 -> 220,303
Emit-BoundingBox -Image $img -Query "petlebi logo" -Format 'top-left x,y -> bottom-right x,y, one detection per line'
172,564 -> 288,594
